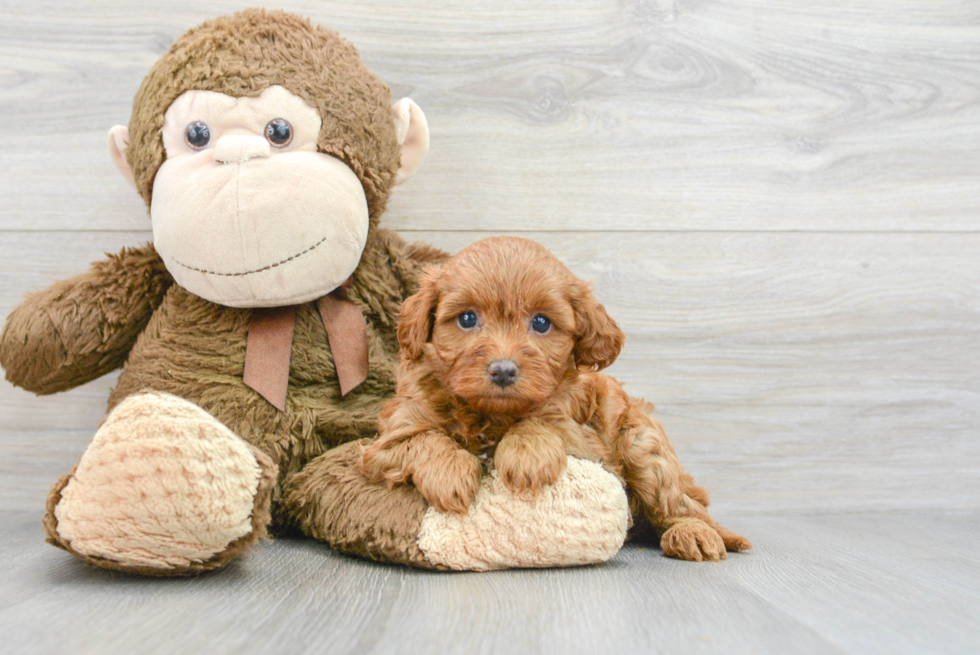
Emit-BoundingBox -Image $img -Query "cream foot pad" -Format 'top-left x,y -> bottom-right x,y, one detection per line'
50,391 -> 274,573
418,458 -> 629,570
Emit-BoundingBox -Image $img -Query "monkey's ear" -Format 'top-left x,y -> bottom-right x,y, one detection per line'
397,267 -> 442,360
107,125 -> 137,189
392,98 -> 429,186
572,281 -> 625,371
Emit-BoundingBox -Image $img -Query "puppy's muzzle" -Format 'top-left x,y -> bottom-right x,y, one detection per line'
487,359 -> 520,387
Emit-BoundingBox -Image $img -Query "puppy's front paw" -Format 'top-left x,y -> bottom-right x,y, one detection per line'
358,442 -> 411,485
715,524 -> 752,552
494,433 -> 568,496
660,518 -> 727,562
413,449 -> 482,516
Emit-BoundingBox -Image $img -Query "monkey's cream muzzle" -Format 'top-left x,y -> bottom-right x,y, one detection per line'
149,86 -> 370,308
211,135 -> 272,163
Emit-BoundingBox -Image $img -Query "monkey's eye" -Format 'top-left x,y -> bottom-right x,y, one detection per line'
531,315 -> 552,334
185,121 -> 211,150
265,118 -> 293,147
457,311 -> 478,330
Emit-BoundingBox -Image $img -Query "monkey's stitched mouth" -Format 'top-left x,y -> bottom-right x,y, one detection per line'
170,235 -> 328,277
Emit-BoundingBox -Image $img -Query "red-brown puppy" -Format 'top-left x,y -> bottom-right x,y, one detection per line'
359,236 -> 750,561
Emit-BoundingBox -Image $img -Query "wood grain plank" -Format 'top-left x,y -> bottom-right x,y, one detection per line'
0,511 -> 832,655
0,0 -> 977,231
2,230 -> 976,514
721,511 -> 980,655
3,510 -> 977,654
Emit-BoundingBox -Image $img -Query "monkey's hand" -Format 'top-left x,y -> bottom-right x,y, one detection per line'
494,419 -> 569,496
1,242 -> 172,394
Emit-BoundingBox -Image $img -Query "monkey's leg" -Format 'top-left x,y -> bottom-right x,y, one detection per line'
281,439 -> 439,568
621,413 -> 751,562
282,442 -> 630,571
44,391 -> 276,576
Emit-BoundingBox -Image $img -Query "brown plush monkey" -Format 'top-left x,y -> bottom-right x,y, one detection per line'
1,10 -> 629,575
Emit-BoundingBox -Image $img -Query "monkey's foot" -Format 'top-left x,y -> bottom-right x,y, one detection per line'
283,444 -> 629,571
418,457 -> 629,570
45,391 -> 277,576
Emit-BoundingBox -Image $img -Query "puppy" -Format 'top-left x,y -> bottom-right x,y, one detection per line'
358,236 -> 750,561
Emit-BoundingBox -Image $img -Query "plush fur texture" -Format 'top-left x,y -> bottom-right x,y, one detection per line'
1,10 -> 635,574
49,391 -> 277,574
1,245 -> 173,395
0,10 -> 459,576
281,440 -> 439,569
151,86 -> 375,307
4,230 -> 444,503
127,9 -> 400,224
1,5 -> 448,567
416,457 -> 628,571
282,440 -> 629,570
359,236 -> 751,561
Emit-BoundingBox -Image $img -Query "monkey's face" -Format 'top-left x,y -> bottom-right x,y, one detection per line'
151,85 -> 370,308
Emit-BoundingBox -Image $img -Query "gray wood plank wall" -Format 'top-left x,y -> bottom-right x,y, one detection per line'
1,0 -> 977,517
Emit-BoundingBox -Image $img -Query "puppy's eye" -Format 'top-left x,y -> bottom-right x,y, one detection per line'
531,315 -> 552,334
457,311 -> 478,330
265,118 -> 293,147
185,121 -> 211,150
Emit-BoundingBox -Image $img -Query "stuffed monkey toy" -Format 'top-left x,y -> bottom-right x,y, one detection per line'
0,10 -> 629,575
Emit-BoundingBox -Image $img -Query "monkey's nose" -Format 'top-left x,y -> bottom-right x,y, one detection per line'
212,135 -> 271,163
487,359 -> 520,387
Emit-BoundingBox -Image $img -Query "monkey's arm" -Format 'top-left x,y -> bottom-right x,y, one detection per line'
1,242 -> 173,395
403,239 -> 451,269
377,228 -> 450,299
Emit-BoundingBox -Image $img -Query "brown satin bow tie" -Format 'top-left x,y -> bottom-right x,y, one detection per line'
242,280 -> 369,412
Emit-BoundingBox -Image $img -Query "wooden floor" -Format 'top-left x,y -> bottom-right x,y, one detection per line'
1,1 -> 979,653
2,509 -> 978,654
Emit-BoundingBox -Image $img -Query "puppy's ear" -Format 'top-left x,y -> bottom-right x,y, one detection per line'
398,267 -> 442,359
572,281 -> 625,371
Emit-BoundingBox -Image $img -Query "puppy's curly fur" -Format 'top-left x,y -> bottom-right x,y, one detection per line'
359,236 -> 750,561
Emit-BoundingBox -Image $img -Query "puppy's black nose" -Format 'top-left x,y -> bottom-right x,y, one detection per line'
487,359 -> 520,387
